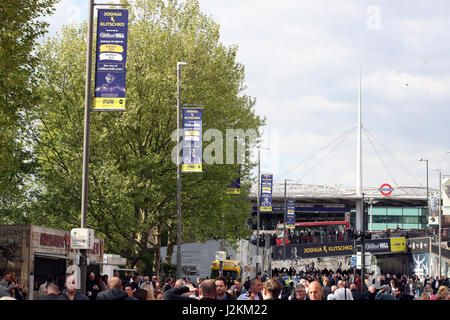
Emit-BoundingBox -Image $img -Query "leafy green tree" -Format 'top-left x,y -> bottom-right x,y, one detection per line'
32,0 -> 264,275
0,0 -> 57,223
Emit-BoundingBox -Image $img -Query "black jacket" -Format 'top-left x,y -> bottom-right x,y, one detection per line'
351,289 -> 362,301
37,293 -> 63,300
96,289 -> 137,300
59,291 -> 90,300
361,291 -> 376,301
163,286 -> 197,301
216,291 -> 236,300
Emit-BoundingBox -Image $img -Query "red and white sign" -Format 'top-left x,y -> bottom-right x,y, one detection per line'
379,183 -> 394,196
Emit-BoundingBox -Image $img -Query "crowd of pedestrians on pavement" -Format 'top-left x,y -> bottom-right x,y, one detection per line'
268,266 -> 450,300
1,267 -> 449,301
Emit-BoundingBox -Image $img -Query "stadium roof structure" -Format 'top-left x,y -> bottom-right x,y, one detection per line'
249,183 -> 436,206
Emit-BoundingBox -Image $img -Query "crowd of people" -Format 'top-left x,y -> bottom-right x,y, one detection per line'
270,267 -> 450,300
1,267 -> 449,301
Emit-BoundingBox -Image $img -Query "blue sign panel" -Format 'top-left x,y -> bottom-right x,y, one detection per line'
260,173 -> 273,212
228,176 -> 240,194
93,9 -> 129,111
286,199 -> 296,229
182,107 -> 202,172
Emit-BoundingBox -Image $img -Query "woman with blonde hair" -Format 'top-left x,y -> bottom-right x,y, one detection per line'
436,286 -> 448,300
140,283 -> 156,300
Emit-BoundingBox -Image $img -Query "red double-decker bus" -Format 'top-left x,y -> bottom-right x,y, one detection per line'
276,220 -> 350,246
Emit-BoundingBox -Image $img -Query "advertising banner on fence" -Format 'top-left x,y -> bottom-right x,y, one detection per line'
260,173 -> 273,212
286,200 -> 296,229
407,237 -> 430,254
272,241 -> 354,260
390,237 -> 407,252
93,9 -> 129,111
443,178 -> 450,215
182,107 -> 202,172
354,237 -> 407,254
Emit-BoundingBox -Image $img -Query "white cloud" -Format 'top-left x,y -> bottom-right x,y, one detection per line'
362,71 -> 450,101
45,0 -> 84,35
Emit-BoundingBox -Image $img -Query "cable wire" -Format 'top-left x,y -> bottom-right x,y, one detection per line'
275,126 -> 357,182
364,127 -> 423,186
363,128 -> 398,186
296,127 -> 356,183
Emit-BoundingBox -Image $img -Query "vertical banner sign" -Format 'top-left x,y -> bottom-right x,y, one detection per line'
286,200 -> 296,229
429,194 -> 438,225
93,9 -> 129,111
260,173 -> 273,212
182,107 -> 202,172
228,177 -> 241,194
443,178 -> 450,216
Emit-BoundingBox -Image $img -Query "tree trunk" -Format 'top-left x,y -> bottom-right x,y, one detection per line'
165,220 -> 176,265
152,224 -> 162,277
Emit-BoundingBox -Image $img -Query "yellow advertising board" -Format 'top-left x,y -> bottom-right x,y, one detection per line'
390,237 -> 406,252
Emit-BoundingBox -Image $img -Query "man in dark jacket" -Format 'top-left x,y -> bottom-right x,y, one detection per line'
199,280 -> 216,300
243,276 -> 251,291
321,277 -> 331,300
262,279 -> 282,300
350,284 -> 362,300
59,275 -> 89,301
37,281 -> 62,300
86,272 -> 100,300
215,276 -> 235,300
96,277 -> 137,300
361,284 -> 377,301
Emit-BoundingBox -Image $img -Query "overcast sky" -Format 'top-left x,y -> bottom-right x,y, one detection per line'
46,0 -> 450,190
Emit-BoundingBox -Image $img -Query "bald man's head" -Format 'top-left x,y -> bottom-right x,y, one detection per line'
65,275 -> 77,293
308,281 -> 323,300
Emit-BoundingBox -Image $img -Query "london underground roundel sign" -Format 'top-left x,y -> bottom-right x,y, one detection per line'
379,183 -> 394,196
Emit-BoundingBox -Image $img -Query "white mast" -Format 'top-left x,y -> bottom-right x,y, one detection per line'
356,67 -> 363,232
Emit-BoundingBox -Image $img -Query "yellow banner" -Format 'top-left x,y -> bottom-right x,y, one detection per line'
182,164 -> 202,172
260,206 -> 272,212
184,131 -> 200,136
93,97 -> 126,110
99,44 -> 124,53
227,188 -> 240,195
390,237 -> 406,252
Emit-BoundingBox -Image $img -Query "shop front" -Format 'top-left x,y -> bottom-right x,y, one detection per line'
0,224 -> 103,300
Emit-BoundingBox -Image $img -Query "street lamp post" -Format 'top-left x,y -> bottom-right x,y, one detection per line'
283,179 -> 293,261
256,149 -> 261,275
361,192 -> 366,294
255,147 -> 269,275
176,62 -> 187,280
79,0 -> 95,295
367,198 -> 377,232
432,169 -> 442,279
418,158 -> 429,220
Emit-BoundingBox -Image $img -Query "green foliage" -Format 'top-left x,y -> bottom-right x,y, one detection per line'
31,0 -> 264,268
0,0 -> 58,223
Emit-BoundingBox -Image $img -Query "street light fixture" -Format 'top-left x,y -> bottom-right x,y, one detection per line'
176,61 -> 187,280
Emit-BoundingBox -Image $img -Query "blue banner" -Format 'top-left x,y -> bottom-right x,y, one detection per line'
93,9 -> 129,111
260,173 -> 273,212
286,199 -> 296,229
182,107 -> 202,172
228,176 -> 240,195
